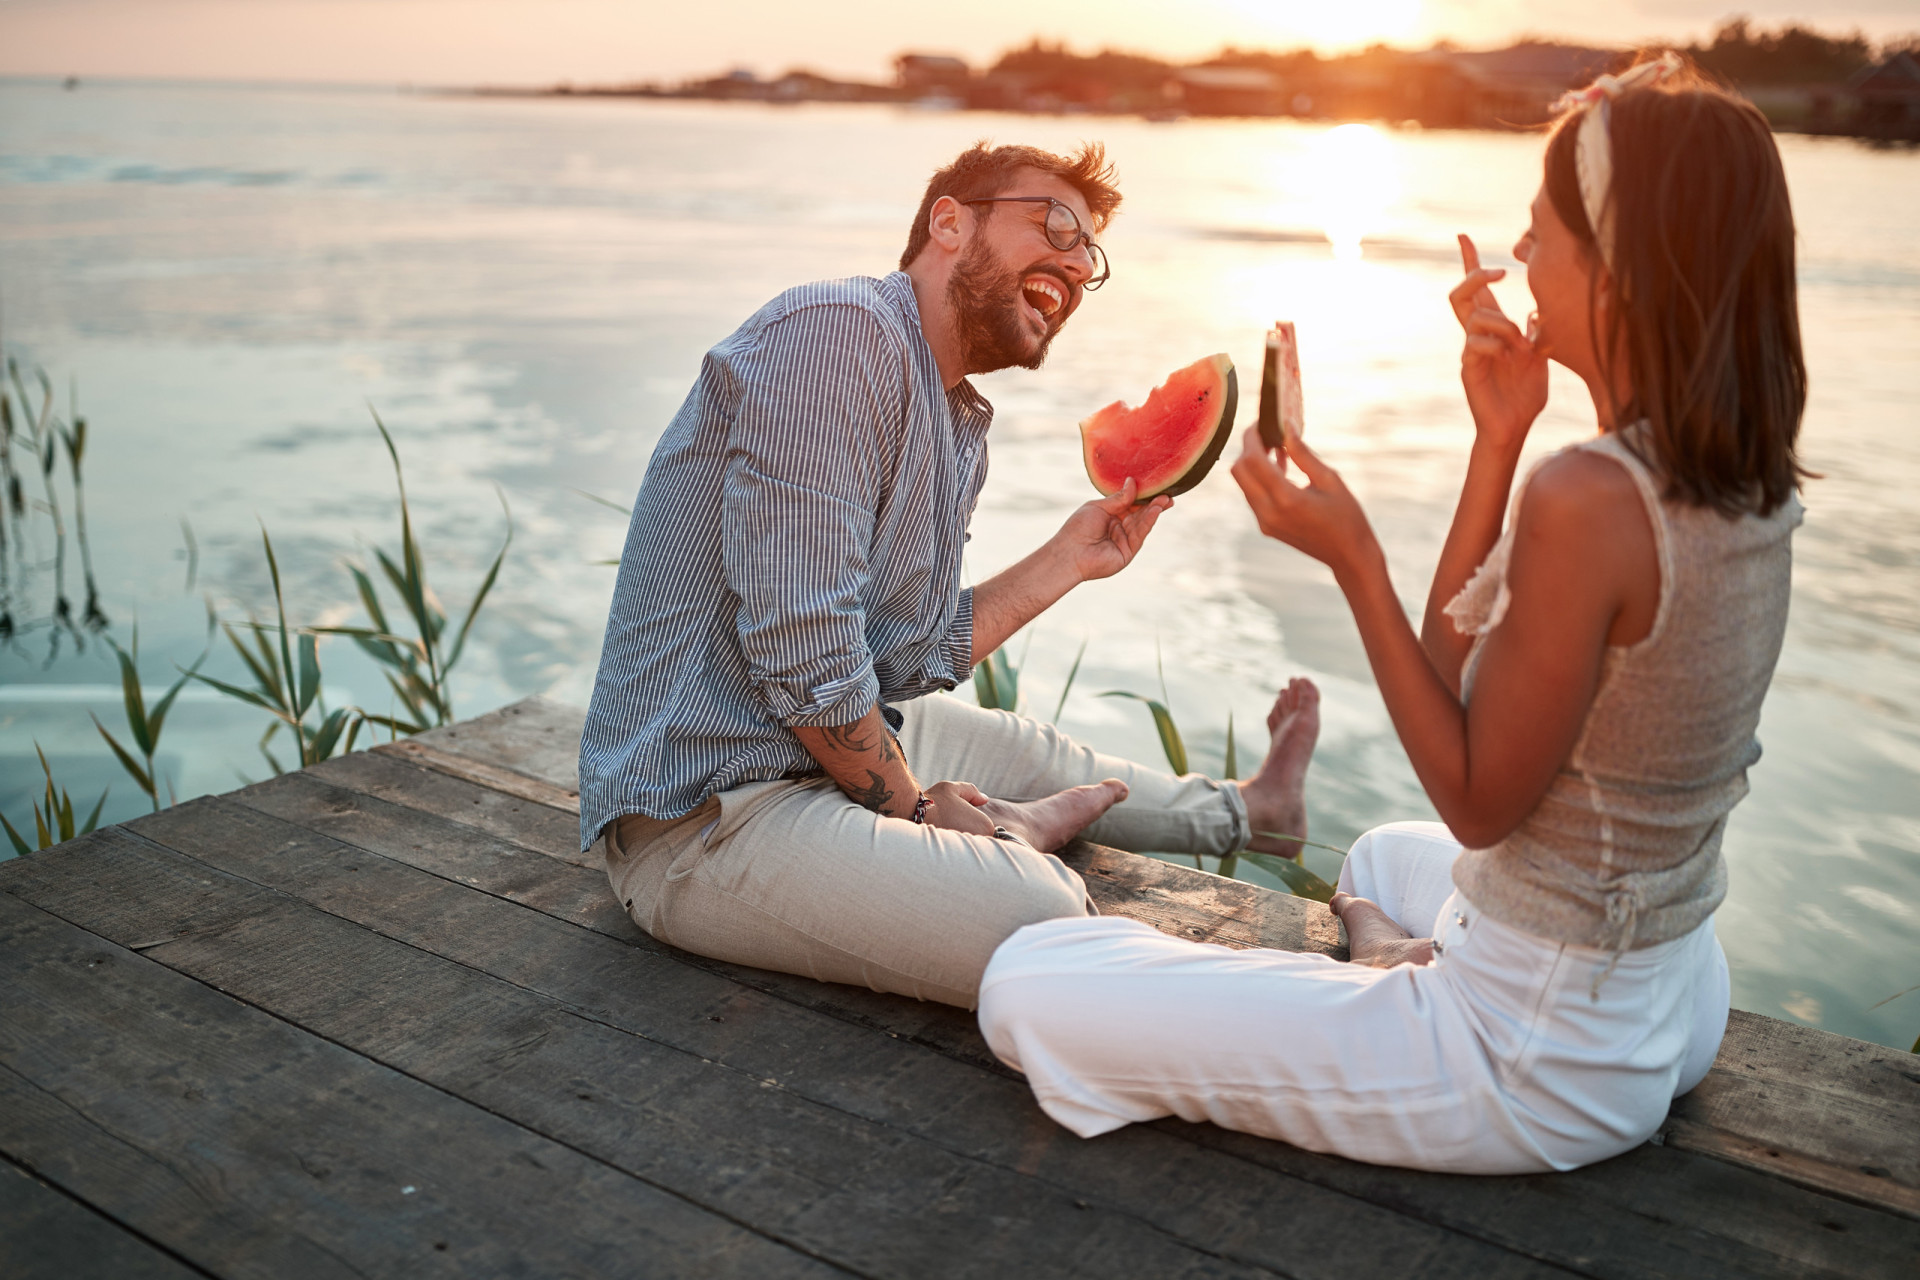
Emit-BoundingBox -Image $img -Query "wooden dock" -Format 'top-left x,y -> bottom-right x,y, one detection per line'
3,696 -> 1915,1278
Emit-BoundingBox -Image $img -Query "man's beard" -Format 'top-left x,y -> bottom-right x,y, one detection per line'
946,240 -> 1063,375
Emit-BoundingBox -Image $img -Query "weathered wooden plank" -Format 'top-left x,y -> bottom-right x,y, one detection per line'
372,738 -> 586,845
407,695 -> 581,792
12,827 -> 1408,1280
1661,1011 -> 1920,1217
225,766 -> 1000,1067
1177,1116 -> 1919,1280
0,887 -> 848,1280
314,747 -> 584,865
415,699 -> 1917,1216
125,784 -> 1920,1280
0,1157 -> 208,1280
1062,843 -> 1347,958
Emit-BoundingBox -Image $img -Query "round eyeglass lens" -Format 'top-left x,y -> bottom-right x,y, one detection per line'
1043,201 -> 1083,250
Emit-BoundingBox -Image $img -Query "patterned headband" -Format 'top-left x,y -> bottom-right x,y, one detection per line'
1550,52 -> 1683,271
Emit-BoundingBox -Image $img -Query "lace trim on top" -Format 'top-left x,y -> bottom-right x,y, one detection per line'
1443,527 -> 1515,638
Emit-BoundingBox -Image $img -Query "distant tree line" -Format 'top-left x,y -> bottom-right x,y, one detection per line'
1688,18 -> 1914,86
980,19 -> 1919,92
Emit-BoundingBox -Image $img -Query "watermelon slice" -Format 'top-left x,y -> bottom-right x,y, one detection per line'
1079,354 -> 1238,499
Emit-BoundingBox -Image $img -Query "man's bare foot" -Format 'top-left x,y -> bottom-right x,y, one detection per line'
1239,678 -> 1320,857
1330,892 -> 1435,968
981,780 -> 1129,853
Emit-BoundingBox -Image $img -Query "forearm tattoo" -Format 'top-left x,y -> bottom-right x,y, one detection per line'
850,770 -> 896,814
820,718 -> 900,764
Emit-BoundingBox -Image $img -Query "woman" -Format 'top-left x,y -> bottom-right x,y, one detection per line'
975,56 -> 1809,1174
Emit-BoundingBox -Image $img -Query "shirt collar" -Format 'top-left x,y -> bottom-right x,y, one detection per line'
883,270 -> 994,437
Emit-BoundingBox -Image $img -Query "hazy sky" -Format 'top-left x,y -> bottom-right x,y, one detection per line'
2,0 -> 1916,85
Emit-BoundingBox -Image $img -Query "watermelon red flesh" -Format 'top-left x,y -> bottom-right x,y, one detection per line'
1079,354 -> 1238,499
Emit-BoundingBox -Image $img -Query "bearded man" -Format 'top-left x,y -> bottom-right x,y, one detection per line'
580,142 -> 1320,1008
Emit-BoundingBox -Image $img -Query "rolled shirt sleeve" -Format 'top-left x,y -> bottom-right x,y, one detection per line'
721,304 -> 902,727
935,585 -> 976,690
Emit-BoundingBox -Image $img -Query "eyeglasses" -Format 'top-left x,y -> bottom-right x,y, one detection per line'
958,196 -> 1111,290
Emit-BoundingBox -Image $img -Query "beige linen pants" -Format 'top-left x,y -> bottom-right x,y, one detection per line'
604,692 -> 1250,1008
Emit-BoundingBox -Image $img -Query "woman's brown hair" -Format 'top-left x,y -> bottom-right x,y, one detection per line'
1545,58 -> 1810,516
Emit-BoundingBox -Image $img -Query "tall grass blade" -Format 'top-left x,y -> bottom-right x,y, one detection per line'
310,706 -> 352,761
1051,638 -> 1087,723
1,813 -> 31,857
146,656 -> 203,745
1098,691 -> 1187,775
79,787 -> 108,835
1223,712 -> 1237,781
973,654 -> 1002,710
1250,829 -> 1353,858
91,715 -> 155,800
110,633 -> 152,756
1241,850 -> 1338,902
235,622 -> 283,703
444,486 -> 511,677
260,526 -> 296,716
992,648 -> 1019,711
572,487 -> 631,514
295,632 -> 321,717
186,670 -> 278,714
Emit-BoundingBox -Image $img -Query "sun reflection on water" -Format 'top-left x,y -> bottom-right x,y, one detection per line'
1310,123 -> 1402,261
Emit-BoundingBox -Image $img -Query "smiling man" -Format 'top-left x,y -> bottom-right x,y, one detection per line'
579,142 -> 1321,1008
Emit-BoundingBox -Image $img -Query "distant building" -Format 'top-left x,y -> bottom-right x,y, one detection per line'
1443,43 -> 1620,127
897,55 -> 971,97
1172,67 -> 1282,116
1851,52 -> 1920,139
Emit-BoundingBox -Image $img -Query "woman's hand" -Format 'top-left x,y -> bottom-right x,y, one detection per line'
1230,426 -> 1378,581
1451,234 -> 1548,455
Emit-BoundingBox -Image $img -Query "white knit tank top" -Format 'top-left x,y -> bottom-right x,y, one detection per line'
1447,427 -> 1803,952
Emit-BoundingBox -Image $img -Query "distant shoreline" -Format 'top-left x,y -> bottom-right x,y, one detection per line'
463,29 -> 1920,144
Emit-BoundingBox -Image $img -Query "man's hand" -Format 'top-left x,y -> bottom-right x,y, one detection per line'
970,477 -> 1176,663
1053,477 -> 1173,583
922,780 -> 1000,837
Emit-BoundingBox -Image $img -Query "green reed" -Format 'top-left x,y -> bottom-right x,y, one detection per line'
1,360 -> 108,650
192,526 -> 363,773
0,745 -> 107,856
310,412 -> 511,735
93,624 -> 205,809
3,391 -> 513,844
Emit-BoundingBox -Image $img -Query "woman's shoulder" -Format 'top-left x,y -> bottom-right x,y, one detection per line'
1517,444 -> 1649,533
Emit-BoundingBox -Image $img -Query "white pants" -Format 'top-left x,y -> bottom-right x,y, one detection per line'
977,821 -> 1730,1174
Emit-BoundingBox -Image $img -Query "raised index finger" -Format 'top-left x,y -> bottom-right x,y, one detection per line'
1448,268 -> 1506,326
1458,233 -> 1481,274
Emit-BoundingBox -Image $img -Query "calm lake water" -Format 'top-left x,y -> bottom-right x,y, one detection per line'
2,79 -> 1916,1048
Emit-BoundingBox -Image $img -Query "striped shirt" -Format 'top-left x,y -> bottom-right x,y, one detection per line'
579,272 -> 992,846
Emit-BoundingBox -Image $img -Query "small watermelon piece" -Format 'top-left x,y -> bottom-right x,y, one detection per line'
1079,354 -> 1238,499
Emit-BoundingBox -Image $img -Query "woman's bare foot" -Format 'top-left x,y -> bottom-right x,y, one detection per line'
1330,892 -> 1436,968
1239,678 -> 1321,857
981,780 -> 1129,853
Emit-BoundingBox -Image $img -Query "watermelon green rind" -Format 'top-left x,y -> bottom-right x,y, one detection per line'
1161,364 -> 1237,497
1078,354 -> 1239,500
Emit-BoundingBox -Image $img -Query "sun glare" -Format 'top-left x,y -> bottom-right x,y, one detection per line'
1309,123 -> 1401,261
1221,0 -> 1425,52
